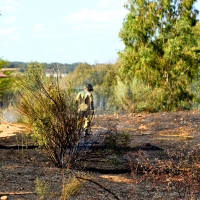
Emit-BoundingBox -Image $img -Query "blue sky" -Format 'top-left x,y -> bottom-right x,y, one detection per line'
0,0 -> 199,65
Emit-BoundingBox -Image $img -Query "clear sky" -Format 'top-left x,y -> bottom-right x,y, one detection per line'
0,0 -> 200,65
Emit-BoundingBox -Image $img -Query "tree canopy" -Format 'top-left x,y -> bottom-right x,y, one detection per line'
118,0 -> 200,110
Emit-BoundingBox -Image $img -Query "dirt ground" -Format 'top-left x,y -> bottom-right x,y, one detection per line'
0,110 -> 200,200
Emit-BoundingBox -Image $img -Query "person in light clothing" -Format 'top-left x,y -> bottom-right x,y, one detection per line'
76,84 -> 94,137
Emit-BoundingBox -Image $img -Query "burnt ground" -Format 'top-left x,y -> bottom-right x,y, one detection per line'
0,110 -> 200,200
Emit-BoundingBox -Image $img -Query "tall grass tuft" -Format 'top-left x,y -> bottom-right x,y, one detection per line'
35,178 -> 51,200
60,173 -> 87,200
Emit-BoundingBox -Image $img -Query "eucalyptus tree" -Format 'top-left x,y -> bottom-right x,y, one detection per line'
119,0 -> 200,110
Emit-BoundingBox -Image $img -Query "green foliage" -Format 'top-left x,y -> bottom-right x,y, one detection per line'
114,77 -> 187,113
64,62 -> 120,113
114,77 -> 136,113
0,59 -> 18,107
67,62 -> 94,87
105,135 -> 118,150
115,75 -> 198,113
119,0 -> 200,111
66,62 -> 118,90
93,64 -> 119,112
100,63 -> 119,98
194,22 -> 200,40
104,131 -> 131,151
92,64 -> 112,86
0,59 -> 7,68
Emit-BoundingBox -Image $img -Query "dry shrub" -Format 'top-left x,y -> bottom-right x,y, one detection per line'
126,147 -> 200,199
60,173 -> 88,200
17,62 -> 94,168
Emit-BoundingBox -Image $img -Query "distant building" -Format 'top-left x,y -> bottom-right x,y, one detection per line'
45,69 -> 67,78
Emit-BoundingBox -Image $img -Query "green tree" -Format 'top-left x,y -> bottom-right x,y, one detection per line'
100,63 -> 120,112
119,0 -> 200,110
0,59 -> 15,107
194,21 -> 200,51
68,63 -> 94,87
